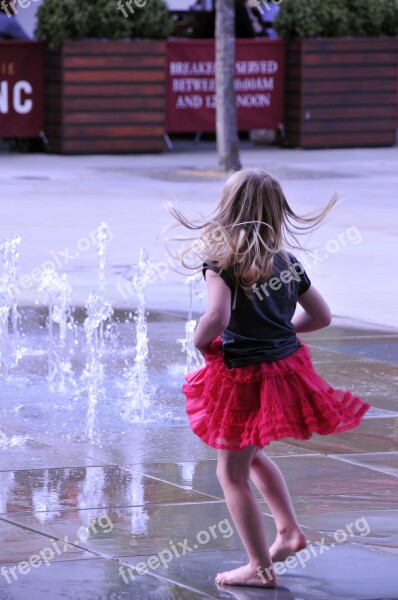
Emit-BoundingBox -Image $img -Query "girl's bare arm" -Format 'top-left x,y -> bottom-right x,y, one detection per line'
293,286 -> 332,333
193,270 -> 231,355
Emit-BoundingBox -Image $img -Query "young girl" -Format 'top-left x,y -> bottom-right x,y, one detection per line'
169,169 -> 370,589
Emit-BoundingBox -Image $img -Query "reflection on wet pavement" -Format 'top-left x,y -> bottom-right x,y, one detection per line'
1,317 -> 397,599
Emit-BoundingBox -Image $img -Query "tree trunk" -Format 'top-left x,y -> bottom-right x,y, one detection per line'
215,0 -> 242,172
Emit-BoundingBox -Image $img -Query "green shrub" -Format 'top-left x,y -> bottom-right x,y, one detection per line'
381,0 -> 398,35
35,0 -> 173,49
346,0 -> 385,36
128,0 -> 173,39
274,0 -> 398,38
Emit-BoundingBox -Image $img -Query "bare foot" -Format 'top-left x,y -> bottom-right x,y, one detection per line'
215,563 -> 277,588
269,529 -> 307,562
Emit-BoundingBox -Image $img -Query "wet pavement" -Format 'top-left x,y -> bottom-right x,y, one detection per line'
1,144 -> 398,329
1,315 -> 397,599
1,144 -> 398,598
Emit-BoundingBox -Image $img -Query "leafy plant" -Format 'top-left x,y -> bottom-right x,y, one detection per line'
128,0 -> 173,39
345,0 -> 386,36
35,0 -> 173,49
381,0 -> 398,35
274,0 -> 398,38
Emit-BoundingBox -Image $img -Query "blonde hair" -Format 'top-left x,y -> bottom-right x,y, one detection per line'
166,168 -> 337,295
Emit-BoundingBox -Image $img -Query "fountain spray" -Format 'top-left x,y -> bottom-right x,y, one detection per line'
93,222 -> 112,346
178,274 -> 204,374
0,234 -> 21,376
83,291 -> 113,439
38,268 -> 74,392
122,248 -> 154,422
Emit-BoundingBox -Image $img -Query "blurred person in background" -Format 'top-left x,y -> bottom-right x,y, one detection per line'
0,0 -> 30,40
200,0 -> 263,38
244,0 -> 266,36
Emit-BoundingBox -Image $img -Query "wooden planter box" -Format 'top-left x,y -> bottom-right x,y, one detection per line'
44,40 -> 166,154
284,38 -> 398,149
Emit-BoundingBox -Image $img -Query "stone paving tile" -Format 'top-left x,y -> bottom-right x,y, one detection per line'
301,325 -> 398,341
19,430 -> 319,471
2,502 -> 326,562
23,427 -> 219,466
256,442 -> 320,458
127,455 -> 398,516
306,345 -> 363,363
0,439 -> 108,472
3,503 -> 397,598
269,455 -> 398,516
0,557 -> 211,599
2,504 -> 252,559
307,334 -> 398,365
119,544 -> 398,600
126,460 -> 232,501
332,451 -> 398,477
123,448 -> 320,502
284,416 -> 398,455
307,359 -> 398,413
126,459 -> 295,502
0,519 -> 93,565
297,509 -> 398,560
0,465 -> 216,516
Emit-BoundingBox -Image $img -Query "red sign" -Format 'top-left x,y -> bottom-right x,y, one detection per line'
166,39 -> 285,133
0,41 -> 44,138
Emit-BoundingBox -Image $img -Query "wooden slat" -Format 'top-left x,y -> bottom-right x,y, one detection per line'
63,70 -> 164,83
298,106 -> 397,119
63,111 -> 164,125
62,137 -> 165,153
64,55 -> 166,69
301,120 -> 396,133
285,106 -> 395,121
298,131 -> 396,147
301,79 -> 395,93
64,124 -> 165,137
44,40 -> 166,153
284,37 -> 397,148
63,83 -> 165,97
303,66 -> 396,80
300,92 -> 395,107
301,38 -> 397,53
63,40 -> 166,56
65,97 -> 165,111
304,51 -> 396,66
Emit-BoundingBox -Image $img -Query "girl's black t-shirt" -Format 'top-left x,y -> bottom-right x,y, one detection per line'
203,253 -> 311,367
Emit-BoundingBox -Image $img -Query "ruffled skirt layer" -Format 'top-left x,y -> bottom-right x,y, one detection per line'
182,339 -> 370,451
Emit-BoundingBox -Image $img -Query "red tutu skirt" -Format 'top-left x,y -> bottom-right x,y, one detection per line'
182,338 -> 371,451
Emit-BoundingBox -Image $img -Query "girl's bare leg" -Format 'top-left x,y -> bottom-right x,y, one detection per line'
250,449 -> 307,561
215,445 -> 276,587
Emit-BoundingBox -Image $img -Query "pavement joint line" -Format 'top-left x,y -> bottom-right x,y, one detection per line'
328,455 -> 398,478
0,501 -> 232,519
268,453 -> 323,457
114,556 -> 216,598
364,414 -> 398,419
307,342 -> 398,366
119,466 -> 224,501
0,516 -> 105,557
337,451 -> 398,456
21,437 -> 121,467
0,463 -> 118,474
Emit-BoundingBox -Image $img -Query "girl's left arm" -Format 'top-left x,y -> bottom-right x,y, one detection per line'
193,269 -> 231,355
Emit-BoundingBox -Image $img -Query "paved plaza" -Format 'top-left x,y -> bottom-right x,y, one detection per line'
0,142 -> 397,599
